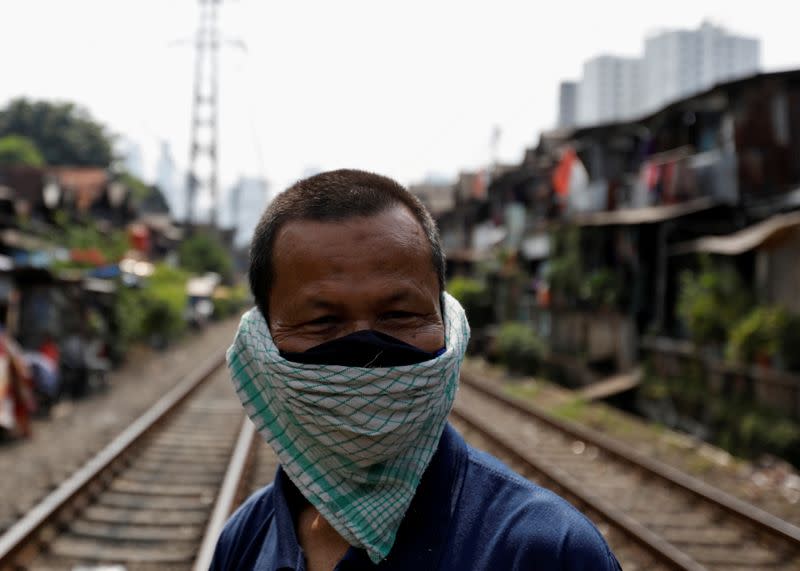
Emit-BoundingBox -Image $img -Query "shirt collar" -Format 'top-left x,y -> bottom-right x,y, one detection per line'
257,468 -> 305,571
262,424 -> 467,570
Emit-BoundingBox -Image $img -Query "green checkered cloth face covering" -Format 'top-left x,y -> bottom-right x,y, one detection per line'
226,292 -> 470,563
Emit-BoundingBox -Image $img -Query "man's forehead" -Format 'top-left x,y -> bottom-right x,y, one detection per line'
273,205 -> 429,259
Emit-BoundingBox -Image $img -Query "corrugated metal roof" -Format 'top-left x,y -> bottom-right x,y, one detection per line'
671,211 -> 800,256
567,197 -> 717,227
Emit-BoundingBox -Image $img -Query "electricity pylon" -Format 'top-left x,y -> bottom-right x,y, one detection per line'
185,0 -> 221,227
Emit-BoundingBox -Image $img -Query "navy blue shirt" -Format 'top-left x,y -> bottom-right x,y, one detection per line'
211,424 -> 621,570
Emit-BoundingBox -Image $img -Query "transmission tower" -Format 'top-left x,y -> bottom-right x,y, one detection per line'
185,0 -> 221,227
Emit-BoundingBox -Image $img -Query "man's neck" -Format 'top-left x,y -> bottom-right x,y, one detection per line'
297,504 -> 351,571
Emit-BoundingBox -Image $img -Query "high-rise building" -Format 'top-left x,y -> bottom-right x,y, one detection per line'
557,81 -> 578,128
642,21 -> 760,114
155,141 -> 182,217
564,22 -> 760,127
576,55 -> 641,126
118,138 -> 146,180
229,176 -> 270,246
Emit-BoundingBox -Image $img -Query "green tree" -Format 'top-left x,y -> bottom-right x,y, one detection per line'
178,231 -> 233,281
676,257 -> 751,346
0,135 -> 45,167
0,98 -> 114,167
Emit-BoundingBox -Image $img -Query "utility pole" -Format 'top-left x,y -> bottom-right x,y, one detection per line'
185,0 -> 221,228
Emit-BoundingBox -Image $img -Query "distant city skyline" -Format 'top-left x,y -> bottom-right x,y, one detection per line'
561,21 -> 761,128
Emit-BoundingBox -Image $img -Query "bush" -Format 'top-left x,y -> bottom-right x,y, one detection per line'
447,277 -> 493,329
719,405 -> 800,465
726,306 -> 787,365
144,265 -> 189,341
496,322 -> 545,375
676,257 -> 750,346
640,364 -> 800,466
114,264 -> 189,350
115,285 -> 146,352
179,231 -> 233,282
726,306 -> 800,371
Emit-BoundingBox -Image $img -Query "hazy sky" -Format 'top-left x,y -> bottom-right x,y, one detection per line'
1,1 -> 798,218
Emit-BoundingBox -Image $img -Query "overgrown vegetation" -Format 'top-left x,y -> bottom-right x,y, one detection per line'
676,257 -> 751,347
726,306 -> 800,371
115,264 -> 190,350
495,322 -> 546,375
641,364 -> 800,467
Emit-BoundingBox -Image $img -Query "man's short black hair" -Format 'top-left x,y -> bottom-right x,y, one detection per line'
249,169 -> 445,320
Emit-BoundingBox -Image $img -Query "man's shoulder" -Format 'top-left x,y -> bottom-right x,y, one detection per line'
459,445 -> 620,569
210,483 -> 277,569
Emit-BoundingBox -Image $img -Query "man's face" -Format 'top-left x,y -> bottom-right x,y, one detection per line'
268,205 -> 445,354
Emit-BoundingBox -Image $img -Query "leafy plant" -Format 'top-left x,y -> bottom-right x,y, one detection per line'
676,257 -> 750,346
726,306 -> 787,365
496,322 -> 546,375
579,268 -> 620,308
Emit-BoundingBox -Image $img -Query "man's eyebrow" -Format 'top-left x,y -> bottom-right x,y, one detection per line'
381,289 -> 426,305
303,299 -> 339,311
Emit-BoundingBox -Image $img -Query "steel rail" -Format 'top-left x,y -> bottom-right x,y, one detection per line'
0,350 -> 227,569
460,373 -> 800,548
451,405 -> 707,570
193,417 -> 256,571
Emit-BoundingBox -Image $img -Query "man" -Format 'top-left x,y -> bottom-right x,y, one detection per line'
213,170 -> 620,570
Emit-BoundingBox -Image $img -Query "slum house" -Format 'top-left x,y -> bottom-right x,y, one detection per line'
559,72 -> 798,340
0,166 -> 146,359
651,70 -> 800,334
430,171 -> 493,278
462,70 -> 800,385
654,210 -> 800,419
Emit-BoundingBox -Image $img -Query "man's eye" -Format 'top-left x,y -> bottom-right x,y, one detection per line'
307,316 -> 338,326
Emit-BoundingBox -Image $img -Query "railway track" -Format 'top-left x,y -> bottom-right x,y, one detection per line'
5,352 -> 798,570
454,374 -> 800,571
0,353 -> 263,571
